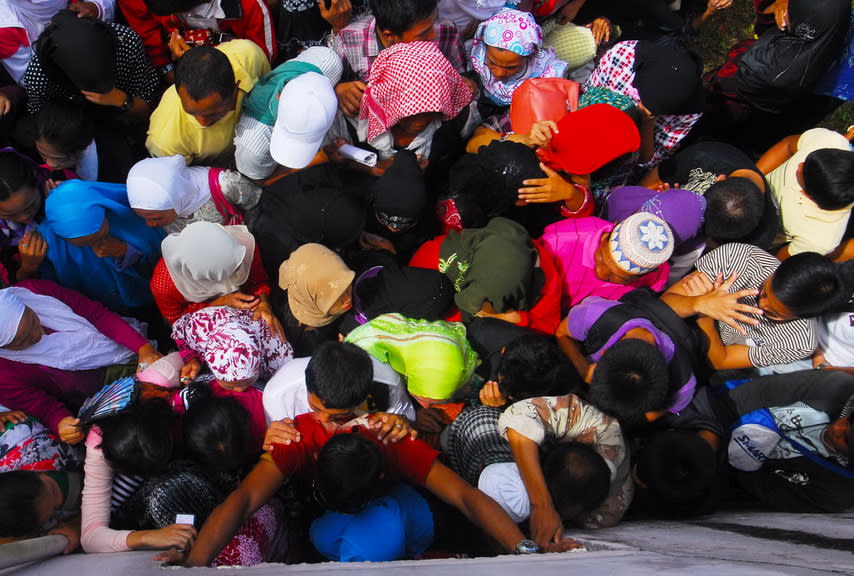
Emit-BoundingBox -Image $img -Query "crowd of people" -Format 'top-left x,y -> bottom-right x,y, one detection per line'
0,0 -> 852,567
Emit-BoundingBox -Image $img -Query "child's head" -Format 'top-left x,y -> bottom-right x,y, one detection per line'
801,149 -> 854,211
370,0 -> 438,44
35,100 -> 94,171
542,442 -> 611,524
305,341 -> 374,419
97,399 -> 175,477
589,338 -> 670,428
315,433 -> 382,513
204,325 -> 262,391
0,151 -> 41,225
765,252 -> 850,321
184,396 -> 251,474
497,334 -> 576,401
703,177 -> 764,245
594,213 -> 674,285
0,471 -> 56,538
634,430 -> 717,517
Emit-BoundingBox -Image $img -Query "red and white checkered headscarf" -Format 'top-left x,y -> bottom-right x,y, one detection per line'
360,41 -> 474,142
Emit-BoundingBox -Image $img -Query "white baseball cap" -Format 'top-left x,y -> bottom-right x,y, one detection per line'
270,72 -> 337,169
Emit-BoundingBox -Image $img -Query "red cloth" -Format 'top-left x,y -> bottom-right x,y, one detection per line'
0,27 -> 27,59
115,0 -> 276,67
211,382 -> 266,454
150,244 -> 271,324
409,235 -> 561,335
270,413 -> 439,487
0,280 -> 147,433
360,41 -> 474,142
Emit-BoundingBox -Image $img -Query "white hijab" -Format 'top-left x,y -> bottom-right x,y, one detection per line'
126,155 -> 212,218
0,287 -> 136,370
161,221 -> 255,303
0,0 -> 66,46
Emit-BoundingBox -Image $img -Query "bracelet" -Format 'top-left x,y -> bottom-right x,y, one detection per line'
119,92 -> 133,112
559,183 -> 593,217
159,62 -> 175,76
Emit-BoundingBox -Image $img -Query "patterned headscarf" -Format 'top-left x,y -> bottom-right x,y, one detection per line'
360,41 -> 474,142
470,9 -> 568,106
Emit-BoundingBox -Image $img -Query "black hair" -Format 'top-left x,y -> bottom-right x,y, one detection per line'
635,430 -> 717,517
315,433 -> 382,513
184,396 -> 250,474
497,335 -> 577,401
97,399 -> 175,477
35,99 -> 94,155
174,46 -> 236,101
703,177 -> 764,243
802,149 -> 854,211
0,471 -> 44,537
542,442 -> 611,521
847,410 -> 854,468
772,252 -> 850,319
0,151 -> 37,202
305,341 -> 374,409
369,0 -> 438,36
589,339 -> 669,428
143,0 -> 206,15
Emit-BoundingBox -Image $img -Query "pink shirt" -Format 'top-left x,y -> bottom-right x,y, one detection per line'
81,428 -> 133,553
538,217 -> 669,313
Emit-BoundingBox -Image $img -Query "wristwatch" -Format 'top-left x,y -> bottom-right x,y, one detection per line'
514,539 -> 540,554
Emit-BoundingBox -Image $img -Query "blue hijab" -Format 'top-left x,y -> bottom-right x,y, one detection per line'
40,180 -> 165,312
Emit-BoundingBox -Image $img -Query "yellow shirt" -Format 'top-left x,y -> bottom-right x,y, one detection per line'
146,39 -> 270,167
766,128 -> 852,256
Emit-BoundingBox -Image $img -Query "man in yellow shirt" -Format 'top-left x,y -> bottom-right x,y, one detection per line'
147,39 -> 270,167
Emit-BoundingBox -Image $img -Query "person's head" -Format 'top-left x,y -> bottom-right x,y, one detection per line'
127,155 -> 204,228
97,399 -> 175,477
315,433 -> 382,513
541,442 -> 611,523
765,252 -> 849,321
703,177 -> 764,244
390,112 -> 443,148
594,213 -> 674,285
370,0 -> 438,45
270,72 -> 338,170
497,335 -> 574,401
0,151 -> 42,225
174,47 -> 239,127
35,100 -> 95,171
204,325 -> 262,391
0,291 -> 43,351
484,46 -> 526,82
0,471 -> 61,538
800,149 -> 854,211
278,243 -> 355,328
589,338 -> 670,428
184,396 -> 251,473
634,430 -> 717,517
632,42 -> 703,116
822,409 -> 853,468
305,341 -> 373,420
372,150 -> 427,232
473,9 -> 544,87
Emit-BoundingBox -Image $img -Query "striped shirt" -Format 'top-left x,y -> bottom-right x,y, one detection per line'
694,243 -> 817,368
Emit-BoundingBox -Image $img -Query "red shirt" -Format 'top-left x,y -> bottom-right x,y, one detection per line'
270,413 -> 439,487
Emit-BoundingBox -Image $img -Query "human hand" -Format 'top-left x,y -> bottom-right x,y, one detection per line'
180,357 -> 202,383
763,0 -> 788,30
318,0 -> 352,33
58,416 -> 84,445
677,270 -> 715,297
812,349 -> 827,369
253,296 -> 285,341
0,410 -> 27,426
89,235 -> 127,260
45,178 -> 62,193
526,120 -> 558,149
706,0 -> 732,13
518,162 -> 577,204
479,380 -> 507,408
68,1 -> 100,18
545,538 -> 586,553
694,273 -> 763,334
80,87 -> 126,108
530,503 -> 564,548
322,138 -> 350,164
585,17 -> 611,45
368,412 -> 417,444
140,523 -> 197,550
414,406 -> 451,434
168,30 -> 192,60
263,418 -> 300,451
555,0 -> 585,24
48,521 -> 81,554
18,231 -> 48,273
359,231 -> 397,254
0,93 -> 11,117
137,343 -> 163,372
213,291 -> 260,311
474,300 -> 522,324
335,81 -> 366,117
584,362 -> 596,384
369,157 -> 394,178
152,547 -> 186,565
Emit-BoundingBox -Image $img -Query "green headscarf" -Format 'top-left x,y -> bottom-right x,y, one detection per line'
345,313 -> 480,401
438,217 -> 544,320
